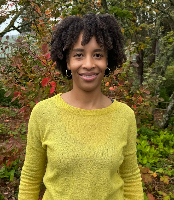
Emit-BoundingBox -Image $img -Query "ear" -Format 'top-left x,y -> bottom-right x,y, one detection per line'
67,63 -> 70,70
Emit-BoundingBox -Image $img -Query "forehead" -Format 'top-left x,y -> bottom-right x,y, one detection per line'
72,32 -> 105,51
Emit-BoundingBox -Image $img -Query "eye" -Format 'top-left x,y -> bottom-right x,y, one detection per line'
94,53 -> 103,58
74,53 -> 83,58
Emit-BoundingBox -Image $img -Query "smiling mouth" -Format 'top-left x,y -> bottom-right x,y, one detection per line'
79,74 -> 99,77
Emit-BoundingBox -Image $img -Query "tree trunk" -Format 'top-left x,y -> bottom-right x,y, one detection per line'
160,91 -> 174,129
149,39 -> 157,67
136,49 -> 144,85
101,0 -> 108,13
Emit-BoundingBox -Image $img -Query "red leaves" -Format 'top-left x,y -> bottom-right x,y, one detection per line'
7,160 -> 12,167
109,87 -> 114,91
13,91 -> 21,97
50,81 -> 56,94
50,81 -> 56,87
50,87 -> 55,94
42,78 -> 56,94
42,77 -> 49,87
45,52 -> 50,60
11,56 -> 23,67
42,43 -> 48,54
133,105 -> 137,109
147,193 -> 155,200
20,107 -> 26,113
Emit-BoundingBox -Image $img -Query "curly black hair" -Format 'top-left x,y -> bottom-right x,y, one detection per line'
51,12 -> 127,80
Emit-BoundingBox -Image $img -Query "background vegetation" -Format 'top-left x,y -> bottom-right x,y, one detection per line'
0,0 -> 174,199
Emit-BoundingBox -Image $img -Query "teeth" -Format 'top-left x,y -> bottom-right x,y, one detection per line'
82,75 -> 97,77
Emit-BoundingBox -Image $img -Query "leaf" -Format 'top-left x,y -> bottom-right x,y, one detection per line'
141,173 -> 152,183
6,35 -> 9,40
42,43 -> 48,54
42,77 -> 49,87
11,96 -> 17,102
20,107 -> 26,113
4,90 -> 12,97
50,87 -> 55,94
50,81 -> 56,87
140,167 -> 149,173
163,196 -> 170,200
153,172 -> 157,177
45,52 -> 50,59
147,193 -> 155,200
144,90 -> 150,94
160,175 -> 169,184
13,91 -> 21,97
109,87 -> 114,91
9,169 -> 15,181
7,160 -> 11,167
41,60 -> 46,66
105,82 -> 109,86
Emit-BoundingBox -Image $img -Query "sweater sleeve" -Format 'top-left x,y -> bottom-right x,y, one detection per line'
119,110 -> 144,200
18,105 -> 47,200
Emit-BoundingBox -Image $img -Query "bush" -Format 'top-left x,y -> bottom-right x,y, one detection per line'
0,81 -> 21,108
137,126 -> 174,166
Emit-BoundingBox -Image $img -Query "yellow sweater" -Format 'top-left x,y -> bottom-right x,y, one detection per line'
18,93 -> 144,200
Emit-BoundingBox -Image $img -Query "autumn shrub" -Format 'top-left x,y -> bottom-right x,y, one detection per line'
0,81 -> 21,108
102,43 -> 160,127
0,33 -> 161,129
0,1 -> 163,128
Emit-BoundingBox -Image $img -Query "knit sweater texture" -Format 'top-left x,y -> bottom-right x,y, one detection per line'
18,93 -> 144,200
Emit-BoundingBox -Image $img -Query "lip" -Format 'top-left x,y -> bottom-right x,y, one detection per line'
79,74 -> 98,81
79,73 -> 99,76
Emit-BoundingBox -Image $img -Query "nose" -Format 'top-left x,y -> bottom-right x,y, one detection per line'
83,55 -> 95,69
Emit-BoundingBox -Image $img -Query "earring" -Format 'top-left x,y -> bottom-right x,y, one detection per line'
66,69 -> 72,78
104,67 -> 110,77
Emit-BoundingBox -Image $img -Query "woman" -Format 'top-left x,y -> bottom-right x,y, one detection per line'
18,13 -> 144,200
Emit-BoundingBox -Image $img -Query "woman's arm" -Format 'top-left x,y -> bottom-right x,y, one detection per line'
18,105 -> 47,200
119,111 -> 144,200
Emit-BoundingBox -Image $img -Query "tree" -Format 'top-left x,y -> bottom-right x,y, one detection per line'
0,0 -> 173,127
160,91 -> 174,129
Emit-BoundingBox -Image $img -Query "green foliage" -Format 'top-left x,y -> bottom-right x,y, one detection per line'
169,117 -> 174,127
0,124 -> 8,135
0,158 -> 21,182
0,81 -> 21,108
109,6 -> 133,18
0,193 -> 4,200
0,107 -> 17,117
164,65 -> 174,97
137,127 -> 174,166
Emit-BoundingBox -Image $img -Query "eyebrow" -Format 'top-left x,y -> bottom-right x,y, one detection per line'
72,48 -> 104,52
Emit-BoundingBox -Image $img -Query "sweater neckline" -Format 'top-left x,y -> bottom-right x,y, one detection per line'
56,93 -> 120,115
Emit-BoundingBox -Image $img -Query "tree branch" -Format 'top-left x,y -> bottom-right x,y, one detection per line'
0,6 -> 26,37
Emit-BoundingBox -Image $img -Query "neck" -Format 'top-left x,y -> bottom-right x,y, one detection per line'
69,89 -> 104,110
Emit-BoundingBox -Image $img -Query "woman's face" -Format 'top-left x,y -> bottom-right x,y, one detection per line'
67,32 -> 108,92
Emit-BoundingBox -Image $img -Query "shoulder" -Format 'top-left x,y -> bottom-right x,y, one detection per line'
116,101 -> 135,119
30,95 -> 58,118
